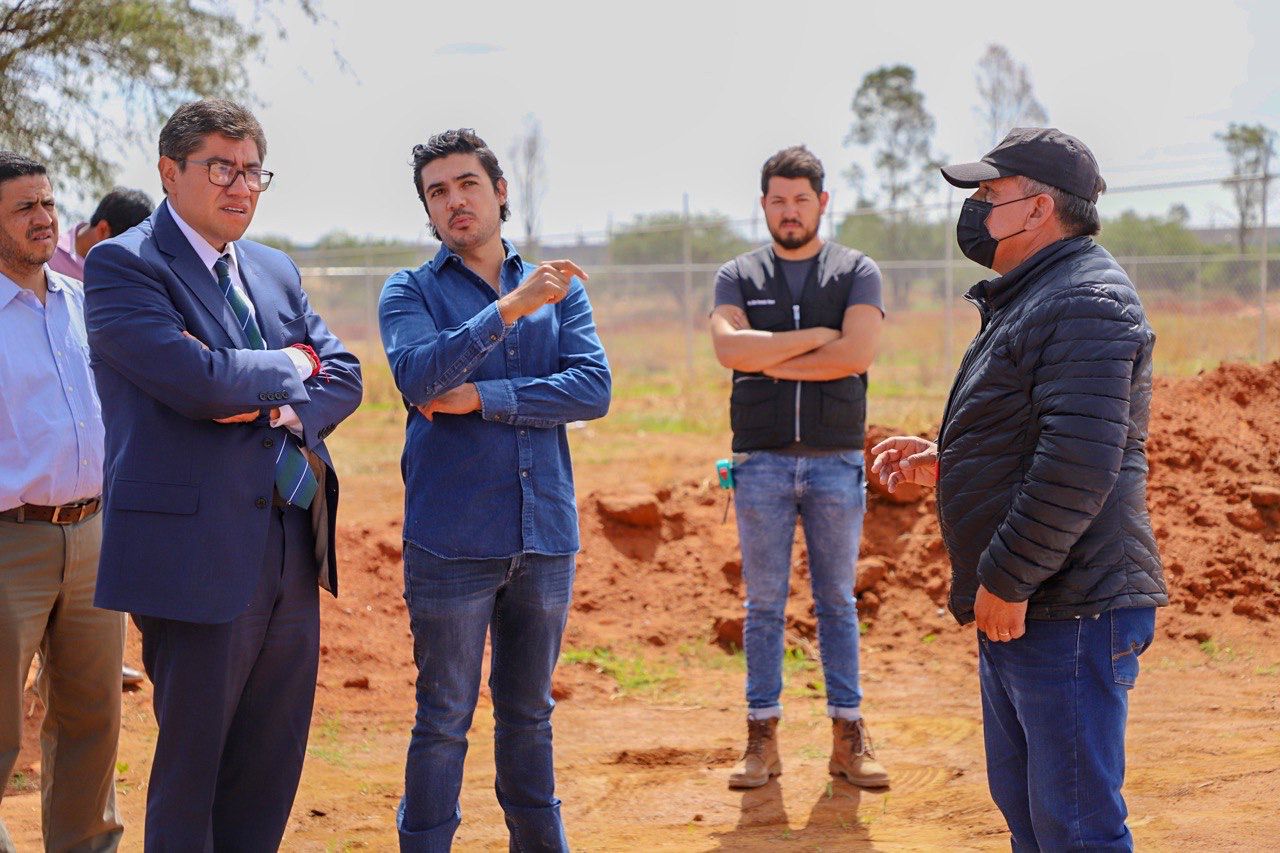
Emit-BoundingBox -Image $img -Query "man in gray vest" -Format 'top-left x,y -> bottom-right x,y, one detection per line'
710,145 -> 888,790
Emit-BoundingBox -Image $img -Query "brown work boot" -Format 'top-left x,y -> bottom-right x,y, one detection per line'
728,717 -> 782,789
829,717 -> 890,788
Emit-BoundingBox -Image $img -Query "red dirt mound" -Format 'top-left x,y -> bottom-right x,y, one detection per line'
568,361 -> 1280,653
1147,361 -> 1280,622
145,359 -> 1278,743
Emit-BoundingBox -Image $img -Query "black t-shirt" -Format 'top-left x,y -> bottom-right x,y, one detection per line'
778,257 -> 815,303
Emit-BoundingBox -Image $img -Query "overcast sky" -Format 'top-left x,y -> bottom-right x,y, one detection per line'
93,0 -> 1280,243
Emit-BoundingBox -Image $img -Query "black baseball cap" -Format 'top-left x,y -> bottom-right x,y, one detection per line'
941,127 -> 1106,203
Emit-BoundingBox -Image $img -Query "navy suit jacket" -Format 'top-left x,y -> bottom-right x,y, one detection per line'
85,203 -> 363,623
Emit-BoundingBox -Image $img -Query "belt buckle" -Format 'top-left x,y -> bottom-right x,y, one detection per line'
50,502 -> 86,525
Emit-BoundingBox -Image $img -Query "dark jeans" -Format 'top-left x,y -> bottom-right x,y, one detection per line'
398,545 -> 574,853
979,607 -> 1156,852
135,504 -> 319,852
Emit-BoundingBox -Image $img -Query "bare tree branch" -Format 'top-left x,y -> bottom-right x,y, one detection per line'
973,44 -> 1049,148
507,113 -> 547,255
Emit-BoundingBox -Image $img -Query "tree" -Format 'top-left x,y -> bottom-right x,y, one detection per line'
845,65 -> 940,212
507,114 -> 547,257
0,0 -> 323,192
973,44 -> 1049,147
844,64 -> 942,308
1217,123 -> 1277,254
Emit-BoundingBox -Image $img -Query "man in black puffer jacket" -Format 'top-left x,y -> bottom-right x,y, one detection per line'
871,128 -> 1166,853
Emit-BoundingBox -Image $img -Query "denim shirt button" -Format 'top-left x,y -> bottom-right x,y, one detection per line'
519,429 -> 527,436
521,470 -> 529,478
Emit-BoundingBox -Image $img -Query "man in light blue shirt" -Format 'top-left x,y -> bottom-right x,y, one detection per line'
0,152 -> 124,851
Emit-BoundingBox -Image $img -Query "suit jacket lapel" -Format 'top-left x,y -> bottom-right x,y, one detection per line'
153,204 -> 249,348
236,246 -> 280,349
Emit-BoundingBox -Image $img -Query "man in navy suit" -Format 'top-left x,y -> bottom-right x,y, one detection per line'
84,99 -> 362,850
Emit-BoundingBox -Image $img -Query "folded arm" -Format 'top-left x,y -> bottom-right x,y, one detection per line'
84,244 -> 308,421
709,305 -> 837,372
276,271 -> 363,449
379,269 -> 507,406
761,304 -> 883,381
473,279 -> 611,428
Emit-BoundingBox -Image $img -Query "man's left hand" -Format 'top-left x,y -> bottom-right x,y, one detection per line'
974,584 -> 1028,642
418,383 -> 481,421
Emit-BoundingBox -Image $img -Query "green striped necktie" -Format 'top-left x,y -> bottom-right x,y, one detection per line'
215,254 -> 318,509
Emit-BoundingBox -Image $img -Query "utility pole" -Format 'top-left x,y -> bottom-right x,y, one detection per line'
682,192 -> 694,383
1261,172 -> 1270,362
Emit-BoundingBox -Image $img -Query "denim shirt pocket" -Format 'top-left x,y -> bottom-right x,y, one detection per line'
1110,607 -> 1156,688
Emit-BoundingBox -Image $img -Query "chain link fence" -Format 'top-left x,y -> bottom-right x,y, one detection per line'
295,176 -> 1278,422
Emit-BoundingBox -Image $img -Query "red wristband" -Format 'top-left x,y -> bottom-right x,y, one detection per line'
290,343 -> 321,379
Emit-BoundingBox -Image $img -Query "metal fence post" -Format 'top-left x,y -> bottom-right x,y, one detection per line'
364,247 -> 376,344
682,192 -> 694,384
943,192 -> 955,370
1260,174 -> 1270,363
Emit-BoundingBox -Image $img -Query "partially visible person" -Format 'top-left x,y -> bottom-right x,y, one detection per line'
871,127 -> 1166,852
49,187 -> 154,281
0,152 -> 124,852
709,145 -> 888,791
380,128 -> 610,851
85,99 -> 363,849
47,185 -> 153,690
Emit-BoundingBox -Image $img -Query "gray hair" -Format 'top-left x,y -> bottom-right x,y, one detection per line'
1022,176 -> 1102,237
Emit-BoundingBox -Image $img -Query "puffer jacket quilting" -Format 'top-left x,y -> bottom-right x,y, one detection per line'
937,236 -> 1167,624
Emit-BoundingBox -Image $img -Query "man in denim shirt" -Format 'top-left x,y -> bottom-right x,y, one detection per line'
710,146 -> 888,791
379,128 -> 610,852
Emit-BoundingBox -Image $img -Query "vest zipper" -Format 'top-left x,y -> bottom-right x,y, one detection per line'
792,304 -> 802,443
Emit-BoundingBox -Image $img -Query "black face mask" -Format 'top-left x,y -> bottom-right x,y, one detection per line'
956,195 -> 1035,268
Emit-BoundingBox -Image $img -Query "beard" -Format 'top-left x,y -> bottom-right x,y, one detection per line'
767,218 -> 819,251
0,227 -> 55,272
436,209 -> 501,254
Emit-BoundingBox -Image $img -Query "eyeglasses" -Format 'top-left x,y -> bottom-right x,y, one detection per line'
181,158 -> 275,192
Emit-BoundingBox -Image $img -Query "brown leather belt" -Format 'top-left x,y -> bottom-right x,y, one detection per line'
0,498 -> 101,525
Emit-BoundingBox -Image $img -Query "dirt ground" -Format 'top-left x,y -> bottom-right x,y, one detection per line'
5,362 -> 1280,851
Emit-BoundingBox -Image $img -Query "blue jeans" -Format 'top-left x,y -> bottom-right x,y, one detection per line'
733,449 -> 866,718
979,607 -> 1156,852
398,545 -> 574,853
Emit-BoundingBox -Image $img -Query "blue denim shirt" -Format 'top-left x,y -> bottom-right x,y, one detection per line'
379,240 -> 611,559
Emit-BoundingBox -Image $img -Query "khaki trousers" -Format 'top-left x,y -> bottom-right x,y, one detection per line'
0,512 -> 123,853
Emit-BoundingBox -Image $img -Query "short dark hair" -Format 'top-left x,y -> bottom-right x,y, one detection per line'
761,145 -> 825,196
158,99 -> 267,165
1023,177 -> 1102,237
90,187 -> 154,237
411,129 -> 509,237
0,151 -> 47,187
